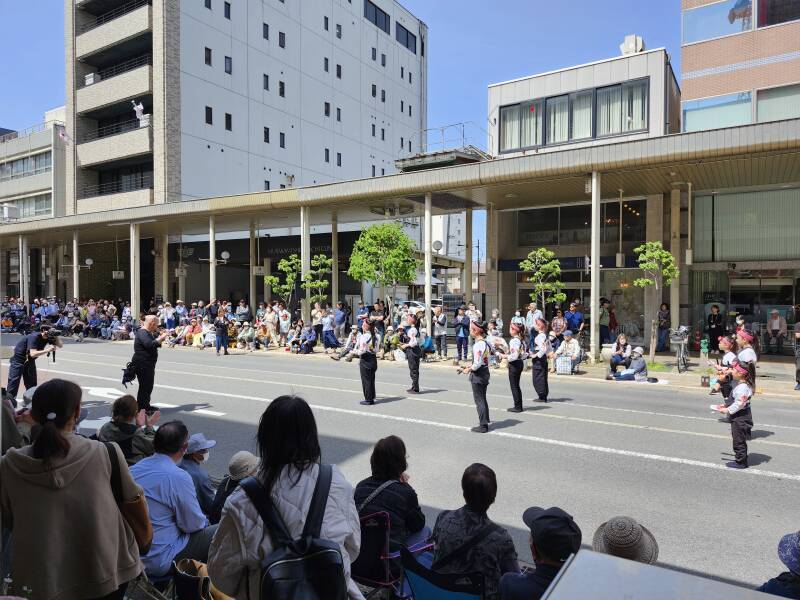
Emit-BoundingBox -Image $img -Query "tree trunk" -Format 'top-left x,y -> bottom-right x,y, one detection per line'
649,318 -> 657,364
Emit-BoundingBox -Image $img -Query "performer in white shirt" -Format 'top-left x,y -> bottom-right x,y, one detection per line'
357,320 -> 378,406
531,318 -> 551,402
459,320 -> 492,433
401,314 -> 422,394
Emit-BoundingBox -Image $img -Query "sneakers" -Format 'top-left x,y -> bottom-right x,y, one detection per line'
507,406 -> 523,413
471,425 -> 489,433
330,355 -> 341,361
359,400 -> 375,406
708,389 -> 719,396
406,388 -> 420,394
725,460 -> 748,469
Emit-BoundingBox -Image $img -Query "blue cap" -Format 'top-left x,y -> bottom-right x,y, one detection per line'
564,330 -> 574,337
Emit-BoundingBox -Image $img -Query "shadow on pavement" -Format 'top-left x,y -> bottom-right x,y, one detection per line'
747,453 -> 771,466
490,419 -> 523,431
750,430 -> 774,439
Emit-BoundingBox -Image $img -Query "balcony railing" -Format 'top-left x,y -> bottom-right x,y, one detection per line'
0,122 -> 64,144
80,0 -> 151,33
81,54 -> 151,87
81,174 -> 153,198
83,118 -> 148,142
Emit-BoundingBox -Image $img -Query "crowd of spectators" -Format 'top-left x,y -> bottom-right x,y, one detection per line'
2,384 -> 797,599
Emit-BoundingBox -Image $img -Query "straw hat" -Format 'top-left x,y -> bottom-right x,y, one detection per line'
592,516 -> 659,564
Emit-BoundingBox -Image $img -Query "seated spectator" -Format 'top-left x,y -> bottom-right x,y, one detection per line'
591,516 -> 658,564
209,450 -> 259,525
299,324 -> 317,354
331,325 -> 360,361
553,331 -> 582,373
98,395 -> 159,464
179,433 -> 217,517
322,307 -> 340,353
608,347 -> 648,382
609,333 -> 632,373
237,321 -> 255,350
208,395 -> 362,598
500,507 -> 582,600
758,530 -> 800,598
254,322 -> 270,349
419,328 -> 436,361
354,435 -> 428,553
431,463 -> 519,600
0,379 -> 144,599
131,421 -> 217,577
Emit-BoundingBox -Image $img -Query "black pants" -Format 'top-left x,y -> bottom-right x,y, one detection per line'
708,327 -> 722,351
731,410 -> 753,465
795,347 -> 800,385
532,355 -> 549,401
314,324 -> 323,346
470,366 -> 490,426
508,359 -> 524,409
6,357 -> 36,401
435,334 -> 447,357
359,353 -> 377,402
720,377 -> 733,403
456,337 -> 468,361
406,348 -> 421,392
135,362 -> 156,411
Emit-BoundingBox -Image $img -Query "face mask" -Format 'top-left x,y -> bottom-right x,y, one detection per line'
515,311 -> 520,317
201,451 -> 210,462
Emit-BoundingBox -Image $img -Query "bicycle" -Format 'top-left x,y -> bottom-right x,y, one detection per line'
670,325 -> 691,373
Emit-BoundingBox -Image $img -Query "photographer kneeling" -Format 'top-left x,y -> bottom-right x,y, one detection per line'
6,325 -> 61,405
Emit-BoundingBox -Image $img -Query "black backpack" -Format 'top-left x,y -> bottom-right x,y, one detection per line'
240,465 -> 348,600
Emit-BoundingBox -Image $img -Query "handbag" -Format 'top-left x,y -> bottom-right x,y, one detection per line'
104,442 -> 154,555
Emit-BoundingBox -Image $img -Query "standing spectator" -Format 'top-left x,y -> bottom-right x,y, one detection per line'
334,301 -> 347,341
525,302 -> 543,346
454,305 -> 470,363
500,507 -> 582,600
564,302 -> 584,335
311,301 -> 325,346
356,300 -> 369,327
236,299 -> 253,323
132,315 -> 169,412
550,308 -> 567,351
767,308 -> 788,354
323,307 -> 341,352
433,305 -> 448,359
179,433 -> 217,517
598,299 -> 611,344
98,395 -> 159,465
131,421 -> 217,577
657,303 -> 670,351
757,530 -> 800,598
370,300 -> 386,351
490,308 -> 503,333
431,463 -> 519,600
0,379 -> 144,600
208,395 -> 363,599
794,308 -> 800,391
214,313 -> 229,356
707,304 -> 724,354
511,309 -> 526,328
209,451 -> 259,525
592,516 -> 658,564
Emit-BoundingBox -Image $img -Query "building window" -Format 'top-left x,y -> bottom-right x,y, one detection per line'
324,101 -> 331,117
372,165 -> 376,177
381,89 -> 385,102
205,0 -> 211,9
224,1 -> 230,18
682,0 -> 752,44
263,127 -> 270,143
325,148 -> 330,162
596,80 -> 648,136
408,140 -> 411,152
336,107 -> 341,121
324,15 -> 329,30
336,152 -> 342,166
757,83 -> 800,122
400,136 -> 404,148
544,95 -> 568,144
324,57 -> 329,72
225,112 -> 232,130
381,128 -> 385,140
400,100 -> 404,112
336,64 -> 342,79
408,71 -> 412,84
372,47 -> 377,60
408,104 -> 412,117
224,56 -> 232,74
204,47 -> 212,66
279,81 -> 285,97
371,123 -> 376,136
683,92 -> 752,132
371,84 -> 377,97
279,132 -> 285,148
570,90 -> 593,140
395,23 -> 416,53
381,53 -> 386,67
205,106 -> 213,125
517,202 -> 646,247
5,192 -> 52,218
264,180 -> 270,190
364,0 -> 390,34
758,0 -> 800,26
263,73 -> 269,90
401,66 -> 404,78
336,23 -> 342,38
279,31 -> 285,48
381,168 -> 385,175
263,22 -> 269,39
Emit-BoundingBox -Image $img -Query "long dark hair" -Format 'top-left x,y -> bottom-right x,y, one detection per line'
31,379 -> 82,465
735,360 -> 757,391
257,395 -> 321,494
370,435 -> 407,480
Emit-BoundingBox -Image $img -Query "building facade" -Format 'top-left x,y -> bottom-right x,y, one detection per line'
681,0 -> 800,131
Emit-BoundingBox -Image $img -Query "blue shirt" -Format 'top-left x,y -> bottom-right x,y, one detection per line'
130,453 -> 209,576
564,310 -> 584,332
179,458 -> 215,518
334,308 -> 346,326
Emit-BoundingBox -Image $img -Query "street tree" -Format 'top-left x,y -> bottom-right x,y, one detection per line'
301,253 -> 333,305
347,222 -> 417,313
633,241 -> 680,363
264,253 -> 301,307
519,247 -> 566,314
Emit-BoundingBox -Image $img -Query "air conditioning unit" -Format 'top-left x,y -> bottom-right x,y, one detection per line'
139,113 -> 151,128
84,72 -> 101,86
112,270 -> 125,280
2,205 -> 20,221
620,35 -> 645,56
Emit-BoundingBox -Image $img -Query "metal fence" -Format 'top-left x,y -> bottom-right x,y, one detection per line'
80,0 -> 151,33
81,174 -> 153,199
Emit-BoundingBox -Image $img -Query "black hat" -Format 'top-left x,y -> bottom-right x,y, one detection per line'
523,507 -> 582,562
470,320 -> 488,332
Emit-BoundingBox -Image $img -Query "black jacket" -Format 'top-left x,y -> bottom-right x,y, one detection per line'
132,328 -> 160,365
353,476 -> 426,551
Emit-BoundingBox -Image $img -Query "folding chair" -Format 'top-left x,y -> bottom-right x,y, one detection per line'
400,547 -> 484,600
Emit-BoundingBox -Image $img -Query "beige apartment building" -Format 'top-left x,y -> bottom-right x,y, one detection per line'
681,0 -> 800,131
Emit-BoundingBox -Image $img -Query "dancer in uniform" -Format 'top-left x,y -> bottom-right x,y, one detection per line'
708,334 -> 737,402
401,314 -> 421,394
459,320 -> 491,433
713,360 -> 755,469
531,318 -> 550,402
357,320 -> 378,406
498,322 -> 528,413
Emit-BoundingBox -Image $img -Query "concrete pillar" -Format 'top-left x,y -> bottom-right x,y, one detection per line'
424,192 -> 433,330
643,194 -> 665,349
178,269 -> 186,304
670,188 -> 681,331
18,236 -> 27,306
129,223 -> 141,320
331,212 -> 339,306
249,221 -> 257,306
263,258 -> 271,304
464,207 -> 473,300
0,249 -> 6,299
72,230 -> 80,301
48,247 -> 57,297
209,215 -> 217,302
590,171 -> 602,362
300,206 -> 311,322
160,233 -> 169,303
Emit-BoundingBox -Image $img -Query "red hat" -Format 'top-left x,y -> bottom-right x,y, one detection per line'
510,322 -> 523,333
732,361 -> 749,375
737,329 -> 754,343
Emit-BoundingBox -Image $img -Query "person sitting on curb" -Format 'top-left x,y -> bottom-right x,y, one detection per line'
179,433 -> 217,517
331,325 -> 360,361
98,394 -> 159,465
553,330 -> 582,374
607,347 -> 648,382
608,334 -> 632,374
500,507 -> 582,600
209,451 -> 259,526
592,515 -> 658,564
757,530 -> 800,598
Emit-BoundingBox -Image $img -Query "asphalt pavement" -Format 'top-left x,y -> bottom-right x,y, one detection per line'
3,335 -> 799,590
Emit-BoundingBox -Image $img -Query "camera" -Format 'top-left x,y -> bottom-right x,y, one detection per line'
44,328 -> 64,345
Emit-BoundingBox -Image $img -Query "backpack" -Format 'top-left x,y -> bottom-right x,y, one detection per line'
240,465 -> 348,600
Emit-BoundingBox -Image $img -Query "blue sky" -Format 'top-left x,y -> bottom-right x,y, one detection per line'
0,0 -> 681,246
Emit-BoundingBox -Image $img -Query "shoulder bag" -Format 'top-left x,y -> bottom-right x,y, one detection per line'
104,442 -> 154,555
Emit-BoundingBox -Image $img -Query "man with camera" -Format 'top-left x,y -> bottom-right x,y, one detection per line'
6,325 -> 61,405
132,315 -> 170,412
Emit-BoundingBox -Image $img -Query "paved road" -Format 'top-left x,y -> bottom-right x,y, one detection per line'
4,336 -> 799,589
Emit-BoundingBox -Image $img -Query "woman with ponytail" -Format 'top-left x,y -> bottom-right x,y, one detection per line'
0,379 -> 144,599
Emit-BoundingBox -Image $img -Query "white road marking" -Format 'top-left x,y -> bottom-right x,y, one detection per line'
37,367 -> 800,482
46,359 -> 800,449
152,402 -> 178,409
82,386 -> 128,401
194,409 -> 226,416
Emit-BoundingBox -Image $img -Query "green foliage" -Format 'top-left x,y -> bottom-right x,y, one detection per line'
264,253 -> 301,306
632,241 -> 679,290
347,223 -> 418,291
519,248 -> 566,310
302,253 -> 333,304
